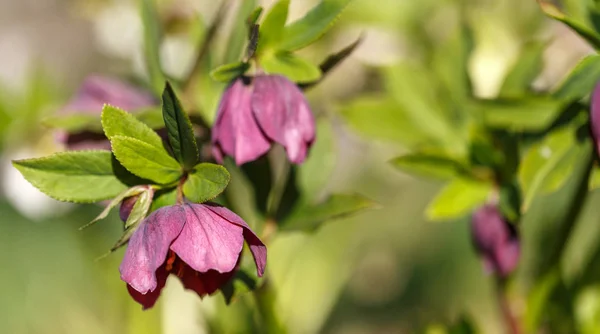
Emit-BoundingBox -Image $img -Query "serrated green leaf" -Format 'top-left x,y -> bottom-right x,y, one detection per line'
278,0 -> 353,51
183,163 -> 230,203
13,151 -> 128,203
281,193 -> 376,232
261,51 -> 321,83
390,152 -> 470,180
101,105 -> 164,148
139,0 -> 165,94
259,0 -> 289,49
519,126 -> 588,210
339,94 -> 429,146
210,62 -> 250,82
476,97 -> 563,131
539,1 -> 600,50
553,55 -> 600,101
425,179 -> 492,221
125,188 -> 153,229
162,82 -> 199,170
79,185 -> 149,230
111,135 -> 181,184
500,42 -> 545,97
41,114 -> 102,132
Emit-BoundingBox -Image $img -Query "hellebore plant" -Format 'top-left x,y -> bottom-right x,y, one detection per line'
14,82 -> 266,309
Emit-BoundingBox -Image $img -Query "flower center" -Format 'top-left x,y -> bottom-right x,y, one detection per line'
165,250 -> 187,278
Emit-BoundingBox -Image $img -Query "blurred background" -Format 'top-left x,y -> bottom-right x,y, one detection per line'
0,0 -> 598,333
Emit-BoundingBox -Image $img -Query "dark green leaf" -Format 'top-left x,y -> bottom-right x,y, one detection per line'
101,105 -> 164,148
389,152 -> 470,180
210,62 -> 250,83
259,0 -> 289,49
539,1 -> 600,50
261,51 -> 321,83
476,97 -> 564,131
183,163 -> 230,203
139,0 -> 165,94
500,42 -> 545,97
553,55 -> 600,101
111,135 -> 182,184
13,151 -> 128,203
161,82 -> 199,170
280,193 -> 376,232
426,178 -> 492,221
41,114 -> 102,133
279,0 -> 353,51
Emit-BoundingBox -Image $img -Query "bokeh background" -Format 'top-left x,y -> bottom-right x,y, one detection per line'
1,0 -> 598,333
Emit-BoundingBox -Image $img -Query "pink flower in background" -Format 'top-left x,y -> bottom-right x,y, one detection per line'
212,75 -> 315,165
56,75 -> 156,150
119,202 -> 266,309
471,205 -> 520,277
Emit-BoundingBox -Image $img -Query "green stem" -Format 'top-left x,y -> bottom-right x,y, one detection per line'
266,154 -> 291,219
496,278 -> 521,334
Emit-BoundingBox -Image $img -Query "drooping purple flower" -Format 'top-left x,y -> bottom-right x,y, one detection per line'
471,205 -> 520,278
212,75 -> 315,165
56,75 -> 156,150
119,202 -> 266,309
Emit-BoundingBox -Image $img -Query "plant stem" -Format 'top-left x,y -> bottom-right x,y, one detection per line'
496,278 -> 521,334
266,153 -> 291,219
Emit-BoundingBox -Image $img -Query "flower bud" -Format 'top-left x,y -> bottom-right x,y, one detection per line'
119,195 -> 139,223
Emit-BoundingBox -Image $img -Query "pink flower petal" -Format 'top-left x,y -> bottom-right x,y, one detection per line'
170,204 -> 245,274
204,204 -> 267,277
251,75 -> 315,164
212,79 -> 271,165
119,205 -> 186,294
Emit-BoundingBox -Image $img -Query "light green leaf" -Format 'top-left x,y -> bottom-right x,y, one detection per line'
425,178 -> 492,221
12,151 -> 128,203
281,193 -> 376,232
210,61 -> 250,83
259,0 -> 290,49
390,152 -> 470,180
125,188 -> 154,229
79,185 -> 149,230
261,51 -> 322,83
476,97 -> 563,131
589,166 -> 600,190
519,125 -> 587,210
500,42 -> 545,97
162,82 -> 198,170
279,0 -> 353,51
183,163 -> 230,203
224,0 -> 258,63
139,0 -> 165,94
339,94 -> 429,146
539,1 -> 600,50
111,135 -> 182,184
41,114 -> 102,133
101,105 -> 164,148
553,55 -> 600,101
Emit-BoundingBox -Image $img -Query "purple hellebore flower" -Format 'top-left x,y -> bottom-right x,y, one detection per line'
119,202 -> 267,309
211,75 -> 315,165
471,204 -> 520,278
56,75 -> 156,150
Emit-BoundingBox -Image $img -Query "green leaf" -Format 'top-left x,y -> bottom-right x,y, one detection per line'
500,42 -> 545,97
339,94 -> 429,145
111,135 -> 181,184
519,125 -> 587,210
425,178 -> 492,221
101,105 -> 164,148
499,180 -> 522,222
125,188 -> 153,229
589,166 -> 600,190
41,114 -> 102,133
139,0 -> 165,94
553,55 -> 600,101
183,163 -> 230,203
161,82 -> 198,170
150,188 -> 177,212
13,151 -> 128,203
281,194 -> 376,232
539,1 -> 600,50
79,185 -> 149,230
389,152 -> 470,180
259,0 -> 289,49
476,97 -> 564,131
210,61 -> 250,83
279,0 -> 353,51
261,51 -> 321,83
224,0 -> 258,63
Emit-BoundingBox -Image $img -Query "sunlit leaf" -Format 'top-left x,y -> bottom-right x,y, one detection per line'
102,105 -> 163,148
183,163 -> 230,203
390,152 -> 470,180
476,97 -> 563,131
425,178 -> 492,221
210,62 -> 250,83
259,0 -> 290,49
261,51 -> 321,83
